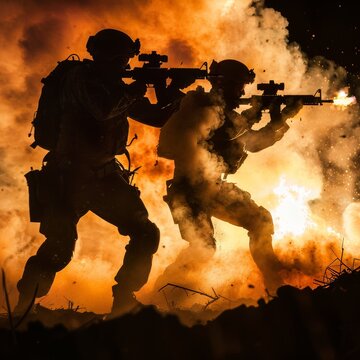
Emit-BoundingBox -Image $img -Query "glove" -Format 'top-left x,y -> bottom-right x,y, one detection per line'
281,98 -> 303,119
126,80 -> 147,99
241,106 -> 262,124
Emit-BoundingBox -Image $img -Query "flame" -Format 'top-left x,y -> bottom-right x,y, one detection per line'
272,177 -> 317,240
221,0 -> 236,16
271,176 -> 343,242
333,89 -> 356,107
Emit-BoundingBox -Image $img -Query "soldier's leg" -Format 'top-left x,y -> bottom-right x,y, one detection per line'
153,181 -> 216,293
212,182 -> 283,289
16,205 -> 79,312
164,179 -> 216,250
113,218 -> 159,305
88,171 -> 160,315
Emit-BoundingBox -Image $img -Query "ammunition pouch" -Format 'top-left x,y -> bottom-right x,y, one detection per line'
24,164 -> 65,223
163,178 -> 203,225
163,179 -> 185,225
24,169 -> 43,222
163,179 -> 175,220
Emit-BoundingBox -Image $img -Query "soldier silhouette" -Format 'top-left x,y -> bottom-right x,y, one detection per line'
157,59 -> 303,291
16,29 -> 190,317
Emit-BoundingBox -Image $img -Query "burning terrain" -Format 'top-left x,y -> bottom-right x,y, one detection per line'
0,0 -> 360,358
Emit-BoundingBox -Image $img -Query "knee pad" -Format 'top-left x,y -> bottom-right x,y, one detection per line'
126,220 -> 160,255
50,251 -> 73,272
36,236 -> 75,272
143,220 -> 160,254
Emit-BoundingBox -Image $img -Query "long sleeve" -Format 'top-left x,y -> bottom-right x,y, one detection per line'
62,63 -> 137,122
238,121 -> 289,153
128,96 -> 183,127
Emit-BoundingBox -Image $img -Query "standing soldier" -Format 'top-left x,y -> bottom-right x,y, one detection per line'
16,29 -> 188,317
157,59 -> 303,290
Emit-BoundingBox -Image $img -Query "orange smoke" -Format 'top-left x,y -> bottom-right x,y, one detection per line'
0,0 -> 359,320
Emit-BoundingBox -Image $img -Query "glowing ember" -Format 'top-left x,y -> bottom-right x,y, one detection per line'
272,177 -> 317,240
333,90 -> 356,107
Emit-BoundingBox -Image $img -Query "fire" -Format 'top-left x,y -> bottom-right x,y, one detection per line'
333,89 -> 356,107
272,177 -> 317,240
271,176 -> 343,243
221,0 -> 236,15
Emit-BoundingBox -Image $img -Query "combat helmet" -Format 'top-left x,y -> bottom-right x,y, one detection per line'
86,29 -> 140,61
209,59 -> 255,84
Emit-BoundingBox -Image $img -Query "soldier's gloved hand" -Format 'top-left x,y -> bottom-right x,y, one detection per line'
126,80 -> 147,99
169,75 -> 197,90
281,98 -> 303,120
241,105 -> 262,124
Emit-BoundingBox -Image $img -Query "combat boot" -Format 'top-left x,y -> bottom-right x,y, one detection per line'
108,285 -> 143,319
13,293 -> 36,318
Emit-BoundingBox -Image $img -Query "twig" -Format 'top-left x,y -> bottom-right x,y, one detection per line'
1,268 -> 16,345
204,297 -> 219,309
159,283 -> 218,300
159,283 -> 220,310
316,238 -> 359,287
339,238 -> 345,274
162,289 -> 171,310
14,284 -> 38,329
352,258 -> 360,270
313,279 -> 329,286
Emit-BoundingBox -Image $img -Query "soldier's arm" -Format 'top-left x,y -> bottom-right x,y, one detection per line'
236,110 -> 290,153
64,65 -> 138,122
128,96 -> 183,127
237,98 -> 302,152
240,122 -> 289,152
128,74 -> 196,127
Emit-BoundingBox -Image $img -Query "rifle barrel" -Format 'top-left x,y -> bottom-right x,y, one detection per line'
238,95 -> 334,106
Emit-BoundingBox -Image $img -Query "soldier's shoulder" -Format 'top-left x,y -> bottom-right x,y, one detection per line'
184,86 -> 213,107
69,58 -> 93,74
62,59 -> 98,87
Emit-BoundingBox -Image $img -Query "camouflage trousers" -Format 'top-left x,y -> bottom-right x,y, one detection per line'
17,160 -> 159,310
164,177 -> 283,289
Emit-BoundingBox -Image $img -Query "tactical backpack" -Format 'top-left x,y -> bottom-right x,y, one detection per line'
30,54 -> 82,150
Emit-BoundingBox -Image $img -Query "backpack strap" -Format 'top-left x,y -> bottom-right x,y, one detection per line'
122,146 -> 142,185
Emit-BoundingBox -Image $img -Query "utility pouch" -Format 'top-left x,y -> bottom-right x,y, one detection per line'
163,179 -> 179,224
24,169 -> 43,222
164,179 -> 195,225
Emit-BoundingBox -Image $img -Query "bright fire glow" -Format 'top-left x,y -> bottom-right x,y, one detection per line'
272,177 -> 317,240
333,90 -> 356,107
221,0 -> 236,15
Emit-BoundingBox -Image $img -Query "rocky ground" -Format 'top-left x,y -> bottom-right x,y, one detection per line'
1,270 -> 360,360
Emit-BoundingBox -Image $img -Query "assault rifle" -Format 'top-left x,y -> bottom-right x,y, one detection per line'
122,51 -> 209,86
239,80 -> 333,111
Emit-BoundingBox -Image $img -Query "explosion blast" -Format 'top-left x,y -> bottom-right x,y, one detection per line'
0,0 -> 359,320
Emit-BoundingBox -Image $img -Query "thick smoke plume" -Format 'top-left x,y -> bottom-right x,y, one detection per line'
0,0 -> 359,320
